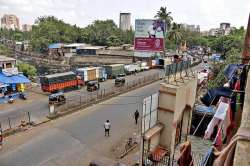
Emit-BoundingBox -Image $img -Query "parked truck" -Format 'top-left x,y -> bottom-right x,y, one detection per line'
96,67 -> 107,82
124,64 -> 139,75
75,67 -> 97,82
103,64 -> 125,79
40,71 -> 84,93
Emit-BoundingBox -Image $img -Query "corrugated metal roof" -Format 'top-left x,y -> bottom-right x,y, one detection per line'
64,43 -> 85,48
48,43 -> 64,49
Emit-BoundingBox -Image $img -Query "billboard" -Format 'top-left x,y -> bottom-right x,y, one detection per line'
134,19 -> 165,57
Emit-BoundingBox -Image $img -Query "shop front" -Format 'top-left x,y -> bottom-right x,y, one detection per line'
0,73 -> 30,103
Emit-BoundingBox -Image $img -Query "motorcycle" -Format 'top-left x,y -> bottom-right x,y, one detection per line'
19,92 -> 27,100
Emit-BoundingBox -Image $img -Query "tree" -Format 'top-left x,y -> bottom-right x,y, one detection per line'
155,7 -> 173,32
17,63 -> 37,77
208,48 -> 241,88
168,22 -> 183,50
107,35 -> 122,46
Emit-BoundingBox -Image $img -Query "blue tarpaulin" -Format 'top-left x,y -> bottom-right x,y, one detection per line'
48,43 -> 63,49
0,73 -> 31,84
223,64 -> 244,80
195,105 -> 215,114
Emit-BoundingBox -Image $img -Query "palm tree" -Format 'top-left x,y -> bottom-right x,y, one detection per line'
155,7 -> 173,33
168,22 -> 183,51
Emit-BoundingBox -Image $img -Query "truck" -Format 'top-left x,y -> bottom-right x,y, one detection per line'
124,64 -> 138,75
75,67 -> 97,82
139,61 -> 149,71
103,64 -> 125,79
96,67 -> 107,82
40,71 -> 84,93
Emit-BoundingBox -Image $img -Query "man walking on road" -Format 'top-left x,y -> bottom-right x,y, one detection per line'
104,120 -> 111,137
134,110 -> 140,125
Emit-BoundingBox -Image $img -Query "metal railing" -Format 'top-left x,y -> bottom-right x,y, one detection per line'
55,74 -> 160,115
0,111 -> 32,132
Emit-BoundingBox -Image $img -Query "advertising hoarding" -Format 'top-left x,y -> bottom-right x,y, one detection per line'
134,19 -> 165,57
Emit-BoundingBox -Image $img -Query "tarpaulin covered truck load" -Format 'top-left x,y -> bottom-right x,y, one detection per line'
124,64 -> 139,74
40,71 -> 83,93
103,64 -> 125,79
75,67 -> 97,82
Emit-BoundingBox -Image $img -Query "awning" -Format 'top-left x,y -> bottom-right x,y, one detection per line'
10,74 -> 31,84
0,73 -> 31,84
0,83 -> 8,88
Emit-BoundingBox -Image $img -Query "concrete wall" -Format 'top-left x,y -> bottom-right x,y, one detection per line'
158,111 -> 174,149
158,77 -> 197,155
234,70 -> 250,166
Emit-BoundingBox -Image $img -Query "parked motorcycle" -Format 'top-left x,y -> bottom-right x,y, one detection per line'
19,92 -> 27,100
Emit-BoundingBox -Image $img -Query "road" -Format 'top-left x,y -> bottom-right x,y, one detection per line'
0,80 -> 162,166
0,69 -> 160,128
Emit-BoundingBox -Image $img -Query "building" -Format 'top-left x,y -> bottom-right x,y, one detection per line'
181,23 -> 200,32
0,56 -> 17,74
0,55 -> 30,102
22,24 -> 32,31
1,14 -> 20,30
119,13 -> 131,31
209,28 -> 225,36
220,22 -> 230,30
208,23 -> 232,36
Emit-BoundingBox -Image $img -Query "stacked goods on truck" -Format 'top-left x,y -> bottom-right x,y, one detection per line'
103,64 -> 124,79
124,64 -> 138,74
40,72 -> 83,93
75,67 -> 97,82
96,67 -> 107,82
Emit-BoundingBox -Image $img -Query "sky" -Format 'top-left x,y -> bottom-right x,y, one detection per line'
0,0 -> 249,31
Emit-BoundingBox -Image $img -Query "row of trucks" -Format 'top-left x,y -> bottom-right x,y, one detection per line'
40,62 -> 151,93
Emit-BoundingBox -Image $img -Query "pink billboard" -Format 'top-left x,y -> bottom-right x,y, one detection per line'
134,38 -> 164,51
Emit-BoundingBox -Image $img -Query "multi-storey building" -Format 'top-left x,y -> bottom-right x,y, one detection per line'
119,13 -> 131,31
1,14 -> 20,30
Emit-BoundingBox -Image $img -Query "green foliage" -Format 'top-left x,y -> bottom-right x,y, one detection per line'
82,20 -> 134,46
0,44 -> 12,56
208,48 -> 242,88
30,16 -> 82,53
17,63 -> 37,77
155,6 -> 173,31
168,22 -> 183,49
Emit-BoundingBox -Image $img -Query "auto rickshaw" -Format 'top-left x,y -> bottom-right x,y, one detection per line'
87,81 -> 100,92
48,92 -> 66,105
115,74 -> 126,87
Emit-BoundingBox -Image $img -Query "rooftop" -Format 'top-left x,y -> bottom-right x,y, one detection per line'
0,55 -> 16,62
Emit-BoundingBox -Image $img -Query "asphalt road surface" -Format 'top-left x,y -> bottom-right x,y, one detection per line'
0,69 -> 160,127
0,79 -> 162,166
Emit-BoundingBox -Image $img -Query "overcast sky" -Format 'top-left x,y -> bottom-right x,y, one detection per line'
0,0 -> 249,31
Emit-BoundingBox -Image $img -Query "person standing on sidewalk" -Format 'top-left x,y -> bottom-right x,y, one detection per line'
134,110 -> 140,125
104,120 -> 111,137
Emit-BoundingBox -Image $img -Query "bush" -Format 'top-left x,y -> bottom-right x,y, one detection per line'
17,63 -> 37,77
